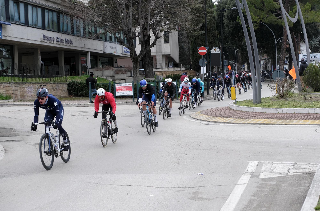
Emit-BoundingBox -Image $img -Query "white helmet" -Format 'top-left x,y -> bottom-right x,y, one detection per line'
183,77 -> 189,83
97,88 -> 105,96
167,78 -> 172,83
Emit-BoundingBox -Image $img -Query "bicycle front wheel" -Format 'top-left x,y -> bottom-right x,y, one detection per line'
100,122 -> 109,147
140,111 -> 145,127
60,134 -> 71,163
39,134 -> 54,170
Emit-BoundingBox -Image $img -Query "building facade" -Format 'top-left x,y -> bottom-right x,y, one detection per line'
0,0 -> 130,76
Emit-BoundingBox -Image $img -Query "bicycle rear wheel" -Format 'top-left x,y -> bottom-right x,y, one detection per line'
60,134 -> 71,163
100,121 -> 109,147
39,134 -> 54,170
163,108 -> 167,119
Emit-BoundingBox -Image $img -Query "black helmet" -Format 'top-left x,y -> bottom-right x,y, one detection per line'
37,88 -> 48,97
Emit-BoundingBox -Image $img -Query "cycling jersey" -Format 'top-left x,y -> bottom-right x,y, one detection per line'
179,82 -> 191,94
163,83 -> 176,98
33,94 -> 67,137
138,84 -> 156,104
94,92 -> 117,113
200,81 -> 204,93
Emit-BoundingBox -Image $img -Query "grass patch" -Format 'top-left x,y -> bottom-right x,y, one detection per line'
236,93 -> 320,108
315,196 -> 320,210
0,93 -> 11,100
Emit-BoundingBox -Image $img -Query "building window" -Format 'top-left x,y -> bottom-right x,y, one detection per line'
90,55 -> 97,68
37,7 -> 41,28
32,6 -> 37,26
0,0 -> 5,21
52,11 -> 57,31
164,31 -> 169,43
79,19 -> 83,37
19,2 -> 25,24
0,45 -> 13,75
27,5 -> 32,26
48,10 -> 52,30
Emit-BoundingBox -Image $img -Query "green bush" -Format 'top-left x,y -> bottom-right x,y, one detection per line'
0,93 -> 11,100
303,64 -> 320,92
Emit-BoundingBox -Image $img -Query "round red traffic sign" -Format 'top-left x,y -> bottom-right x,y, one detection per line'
198,46 -> 207,56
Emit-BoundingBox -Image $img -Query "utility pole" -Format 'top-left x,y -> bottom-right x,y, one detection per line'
205,0 -> 209,95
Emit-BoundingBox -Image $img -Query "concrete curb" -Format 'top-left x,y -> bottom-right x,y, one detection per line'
189,111 -> 320,125
229,102 -> 320,114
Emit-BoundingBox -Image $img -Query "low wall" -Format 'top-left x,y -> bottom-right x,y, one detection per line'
0,82 -> 68,101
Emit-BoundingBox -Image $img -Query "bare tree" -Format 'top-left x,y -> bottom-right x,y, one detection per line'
68,0 -> 192,81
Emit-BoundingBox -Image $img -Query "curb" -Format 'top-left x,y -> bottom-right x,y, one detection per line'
229,102 -> 320,114
190,111 -> 320,125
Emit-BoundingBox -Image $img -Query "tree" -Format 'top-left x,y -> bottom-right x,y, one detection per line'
69,0 -> 191,81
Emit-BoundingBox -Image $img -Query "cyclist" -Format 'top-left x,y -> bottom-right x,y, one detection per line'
235,74 -> 242,94
191,78 -> 200,108
224,75 -> 232,98
241,72 -> 247,92
210,75 -> 217,95
198,78 -> 204,103
93,88 -> 118,136
137,79 -> 158,127
216,76 -> 224,99
162,78 -> 176,117
31,88 -> 69,147
179,77 -> 191,109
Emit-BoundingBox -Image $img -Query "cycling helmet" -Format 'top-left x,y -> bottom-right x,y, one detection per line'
140,79 -> 147,87
191,78 -> 197,83
183,77 -> 189,83
236,74 -> 239,77
167,78 -> 172,83
197,78 -> 201,82
97,88 -> 105,96
36,88 -> 48,97
226,75 -> 229,78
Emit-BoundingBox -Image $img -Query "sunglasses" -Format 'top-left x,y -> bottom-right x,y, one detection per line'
38,97 -> 46,100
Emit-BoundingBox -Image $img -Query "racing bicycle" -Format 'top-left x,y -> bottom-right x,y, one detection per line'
35,120 -> 71,170
179,94 -> 188,116
98,111 -> 117,147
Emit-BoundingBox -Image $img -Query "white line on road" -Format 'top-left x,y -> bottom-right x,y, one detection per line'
301,164 -> 320,211
0,144 -> 4,161
220,161 -> 259,211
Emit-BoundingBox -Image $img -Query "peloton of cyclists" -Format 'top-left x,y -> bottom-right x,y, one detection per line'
179,77 -> 191,109
93,88 -> 118,136
137,79 -> 158,127
162,78 -> 176,117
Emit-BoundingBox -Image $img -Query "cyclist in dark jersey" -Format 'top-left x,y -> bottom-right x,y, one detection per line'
31,88 -> 69,146
162,78 -> 176,117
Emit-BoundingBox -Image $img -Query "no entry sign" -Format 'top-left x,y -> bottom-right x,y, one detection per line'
198,46 -> 207,56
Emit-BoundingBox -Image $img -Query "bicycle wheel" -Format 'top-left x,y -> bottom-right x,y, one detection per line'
146,120 -> 151,135
140,110 -> 145,127
60,134 -> 71,163
163,108 -> 167,119
158,105 -> 162,115
214,92 -> 217,100
100,121 -> 109,147
39,134 -> 54,170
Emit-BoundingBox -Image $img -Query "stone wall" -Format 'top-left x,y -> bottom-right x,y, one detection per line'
0,83 -> 68,101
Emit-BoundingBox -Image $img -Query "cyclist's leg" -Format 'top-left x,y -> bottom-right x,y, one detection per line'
151,97 -> 158,126
108,104 -> 118,132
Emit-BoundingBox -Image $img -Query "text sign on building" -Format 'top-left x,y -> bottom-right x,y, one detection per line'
104,42 -> 122,55
123,46 -> 130,55
41,34 -> 73,45
115,83 -> 133,96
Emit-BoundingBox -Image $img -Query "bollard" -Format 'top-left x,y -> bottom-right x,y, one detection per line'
231,86 -> 236,101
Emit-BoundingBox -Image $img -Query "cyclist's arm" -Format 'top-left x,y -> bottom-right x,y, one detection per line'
106,92 -> 117,113
33,100 -> 40,123
94,96 -> 100,112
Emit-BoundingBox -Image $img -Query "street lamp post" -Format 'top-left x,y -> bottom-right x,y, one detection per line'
260,22 -> 277,73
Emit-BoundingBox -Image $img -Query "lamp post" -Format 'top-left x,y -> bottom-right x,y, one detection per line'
260,22 -> 277,72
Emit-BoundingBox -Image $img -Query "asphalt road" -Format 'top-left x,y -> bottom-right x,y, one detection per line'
1,84 -> 320,211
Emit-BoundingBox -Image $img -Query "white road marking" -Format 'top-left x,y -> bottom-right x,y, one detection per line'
220,161 -> 259,211
0,144 -> 4,161
301,164 -> 320,211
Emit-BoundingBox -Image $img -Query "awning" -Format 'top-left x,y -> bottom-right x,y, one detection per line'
0,21 -> 11,25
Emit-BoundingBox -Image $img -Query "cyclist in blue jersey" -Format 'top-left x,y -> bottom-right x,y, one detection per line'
191,78 -> 200,108
198,78 -> 204,103
137,79 -> 158,127
31,88 -> 69,146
